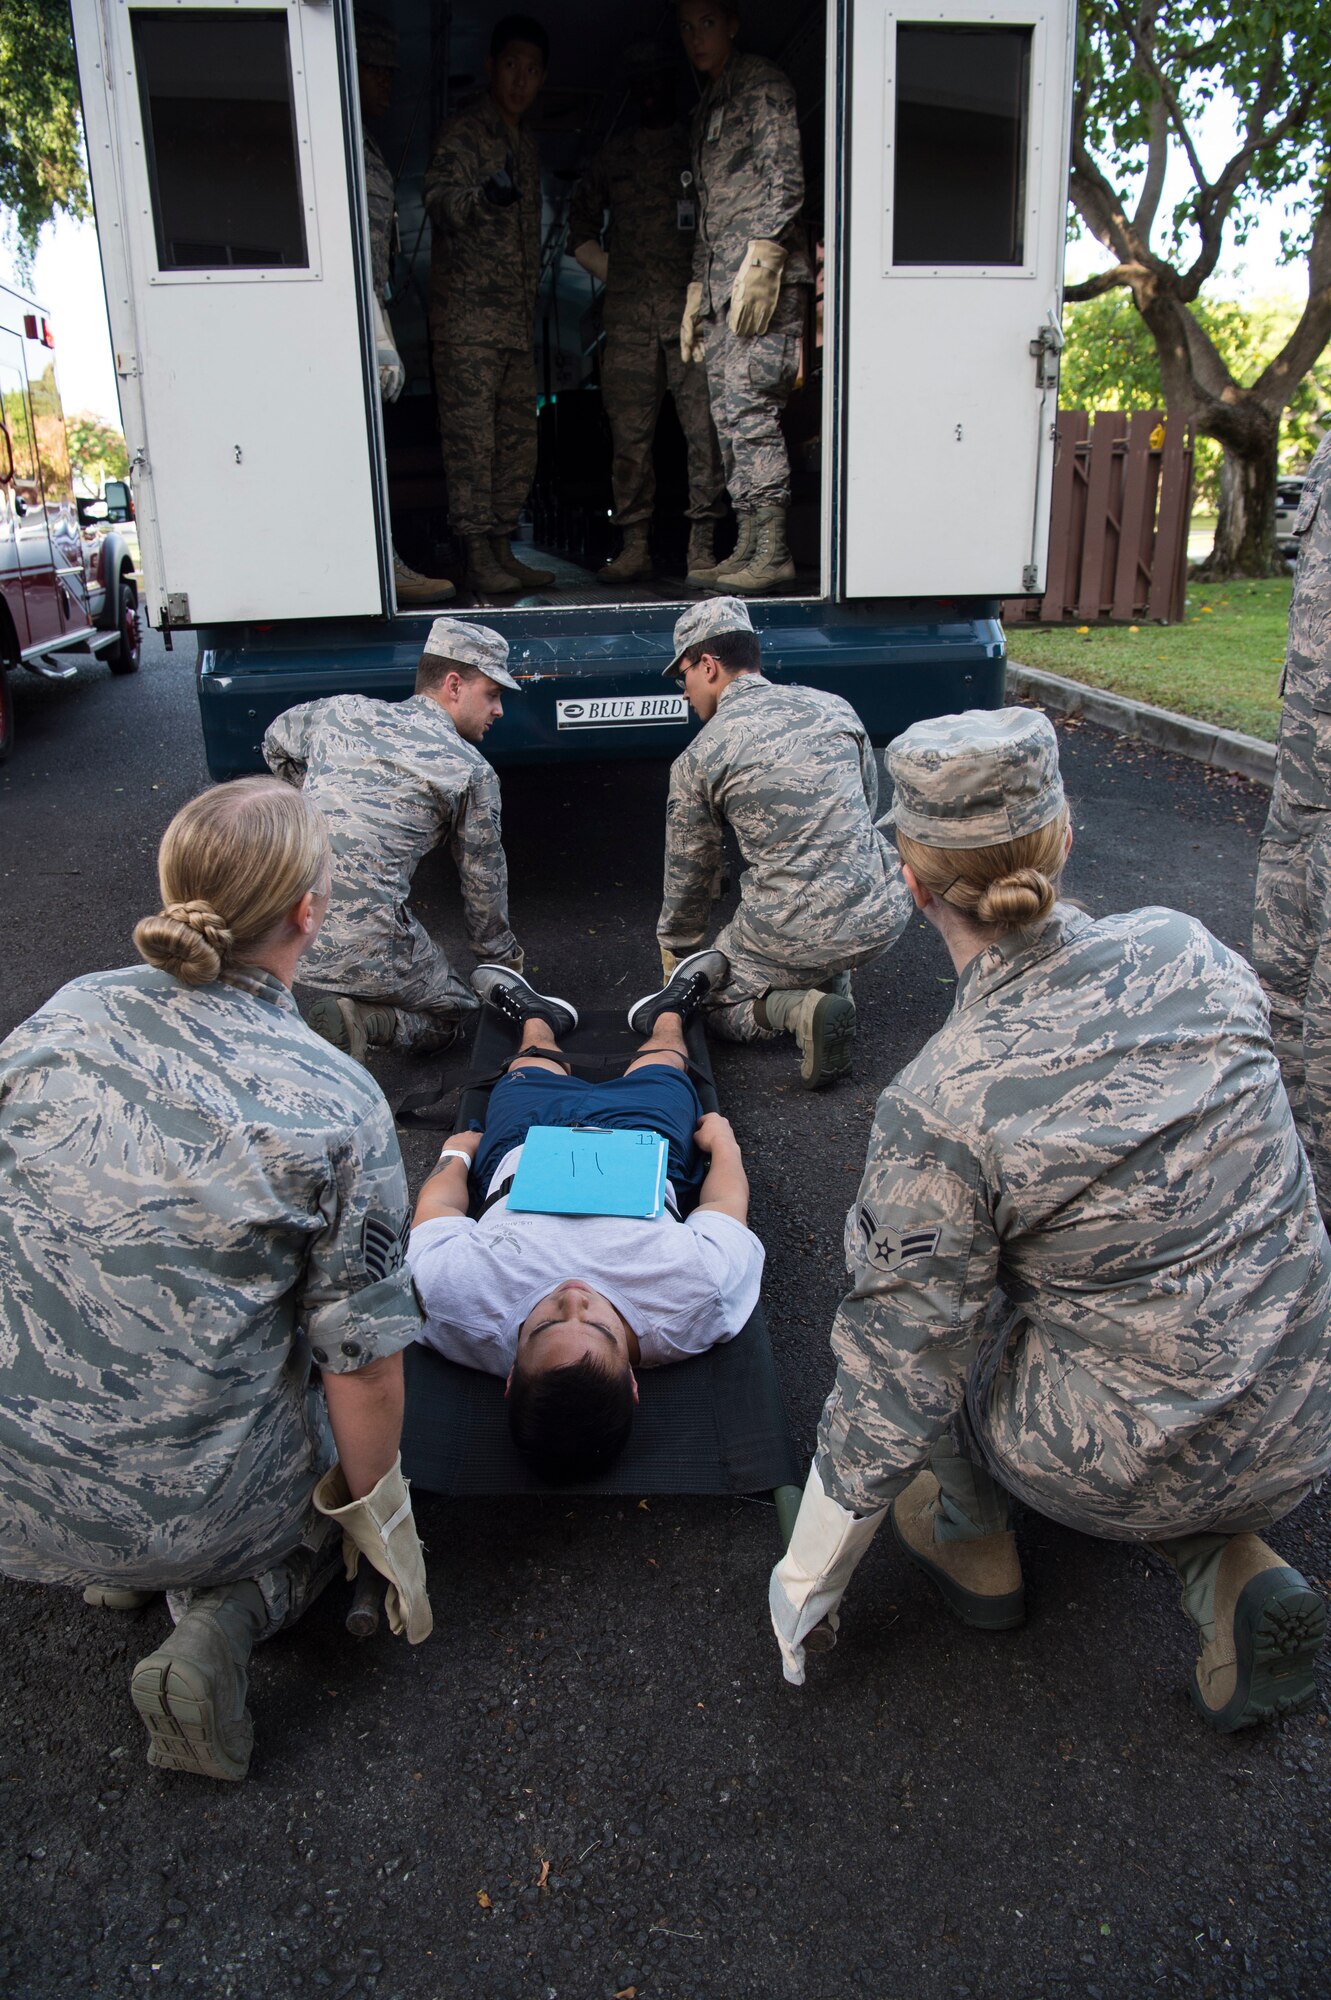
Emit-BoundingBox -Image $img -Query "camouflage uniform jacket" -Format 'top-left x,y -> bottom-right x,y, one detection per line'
815,904 -> 1331,1538
364,131 -> 395,300
1273,428 -> 1331,811
264,693 -> 520,986
424,93 -> 541,348
568,123 -> 697,328
658,675 -> 910,972
690,50 -> 812,315
0,965 -> 421,1589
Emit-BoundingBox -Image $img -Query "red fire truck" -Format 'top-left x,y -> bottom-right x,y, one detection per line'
0,281 -> 141,760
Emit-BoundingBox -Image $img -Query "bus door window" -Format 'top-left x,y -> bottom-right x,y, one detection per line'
891,25 -> 1033,267
131,9 -> 309,271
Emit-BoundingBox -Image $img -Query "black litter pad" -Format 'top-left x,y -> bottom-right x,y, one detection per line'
398,1001 -> 799,1500
401,1311 -> 799,1497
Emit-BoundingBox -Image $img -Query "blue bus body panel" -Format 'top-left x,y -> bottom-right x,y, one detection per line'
196,599 -> 1007,779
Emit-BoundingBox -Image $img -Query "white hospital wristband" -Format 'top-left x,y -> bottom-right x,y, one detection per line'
434,1149 -> 473,1172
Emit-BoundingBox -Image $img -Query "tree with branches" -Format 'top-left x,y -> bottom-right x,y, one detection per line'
65,411 -> 129,494
1068,2 -> 1331,577
0,0 -> 89,268
1060,288 -> 1331,510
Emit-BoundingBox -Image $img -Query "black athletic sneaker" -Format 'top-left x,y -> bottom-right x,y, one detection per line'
627,949 -> 729,1035
471,965 -> 579,1038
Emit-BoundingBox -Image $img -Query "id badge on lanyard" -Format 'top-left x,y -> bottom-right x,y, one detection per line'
677,168 -> 697,232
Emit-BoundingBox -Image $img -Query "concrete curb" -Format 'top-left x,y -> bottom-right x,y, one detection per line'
1006,659 -> 1277,789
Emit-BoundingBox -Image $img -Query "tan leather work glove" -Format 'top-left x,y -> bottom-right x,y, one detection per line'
728,240 -> 787,337
313,1455 -> 433,1644
574,243 -> 609,285
373,297 -> 405,402
680,281 -> 705,364
660,946 -> 680,981
769,1461 -> 886,1685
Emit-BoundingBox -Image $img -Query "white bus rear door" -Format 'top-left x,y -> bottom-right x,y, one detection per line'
836,0 -> 1074,600
71,0 -> 390,628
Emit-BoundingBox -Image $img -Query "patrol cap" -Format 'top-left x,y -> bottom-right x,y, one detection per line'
423,617 -> 521,692
884,706 -> 1065,850
663,596 -> 756,676
354,8 -> 399,67
624,37 -> 674,78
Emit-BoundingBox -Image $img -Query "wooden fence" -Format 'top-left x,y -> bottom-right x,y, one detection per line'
1002,410 -> 1194,626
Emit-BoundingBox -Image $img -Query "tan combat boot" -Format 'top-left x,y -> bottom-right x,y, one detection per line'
758,987 -> 856,1089
684,519 -> 719,584
1189,1535 -> 1327,1732
792,989 -> 855,1089
715,505 -> 797,594
130,1581 -> 268,1782
84,1585 -> 155,1610
305,995 -> 398,1065
600,526 -> 652,584
696,513 -> 752,587
392,551 -> 456,606
466,536 -> 521,595
891,1470 -> 1026,1630
491,536 -> 554,588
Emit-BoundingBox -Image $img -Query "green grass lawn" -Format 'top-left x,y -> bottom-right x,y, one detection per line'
1006,575 -> 1292,741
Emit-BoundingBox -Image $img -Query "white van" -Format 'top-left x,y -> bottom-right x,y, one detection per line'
69,0 -> 1073,776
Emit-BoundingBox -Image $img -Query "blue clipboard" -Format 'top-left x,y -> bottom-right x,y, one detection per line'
506,1125 -> 669,1220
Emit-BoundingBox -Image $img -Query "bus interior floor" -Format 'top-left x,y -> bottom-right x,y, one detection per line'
454,545 -> 820,610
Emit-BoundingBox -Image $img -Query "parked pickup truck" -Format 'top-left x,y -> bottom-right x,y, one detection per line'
1,282 -> 141,761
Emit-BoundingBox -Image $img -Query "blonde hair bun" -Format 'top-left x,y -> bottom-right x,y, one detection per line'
895,804 -> 1070,936
134,777 -> 330,988
133,900 -> 233,987
975,869 -> 1057,929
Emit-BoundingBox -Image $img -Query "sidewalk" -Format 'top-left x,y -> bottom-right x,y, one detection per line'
1005,658 -> 1276,787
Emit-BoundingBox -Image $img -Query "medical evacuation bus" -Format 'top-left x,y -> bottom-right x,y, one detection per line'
67,0 -> 1074,778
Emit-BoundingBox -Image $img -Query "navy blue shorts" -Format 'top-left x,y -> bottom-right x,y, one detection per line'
473,1065 -> 705,1195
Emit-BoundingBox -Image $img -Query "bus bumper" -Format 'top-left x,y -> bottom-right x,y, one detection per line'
196,599 -> 1006,780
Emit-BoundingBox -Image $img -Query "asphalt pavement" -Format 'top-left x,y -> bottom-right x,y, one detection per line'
1,635 -> 1328,2000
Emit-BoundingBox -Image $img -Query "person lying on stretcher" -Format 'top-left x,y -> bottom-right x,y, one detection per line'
407,956 -> 766,1480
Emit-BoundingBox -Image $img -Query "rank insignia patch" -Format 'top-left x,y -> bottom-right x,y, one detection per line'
857,1204 -> 941,1272
362,1210 -> 410,1282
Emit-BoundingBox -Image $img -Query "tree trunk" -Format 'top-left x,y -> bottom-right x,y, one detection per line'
1192,407 -> 1282,579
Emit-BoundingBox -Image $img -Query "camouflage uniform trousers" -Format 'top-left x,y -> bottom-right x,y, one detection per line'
364,132 -> 395,301
166,1501 -> 346,1642
601,302 -> 725,529
303,927 -> 479,1055
700,282 -> 807,513
907,1366 -> 1316,1642
432,335 -> 538,539
918,1301 -> 1318,1550
1252,774 -> 1331,1215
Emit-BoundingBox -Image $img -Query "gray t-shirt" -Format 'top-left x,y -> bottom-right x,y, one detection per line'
408,1155 -> 764,1375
